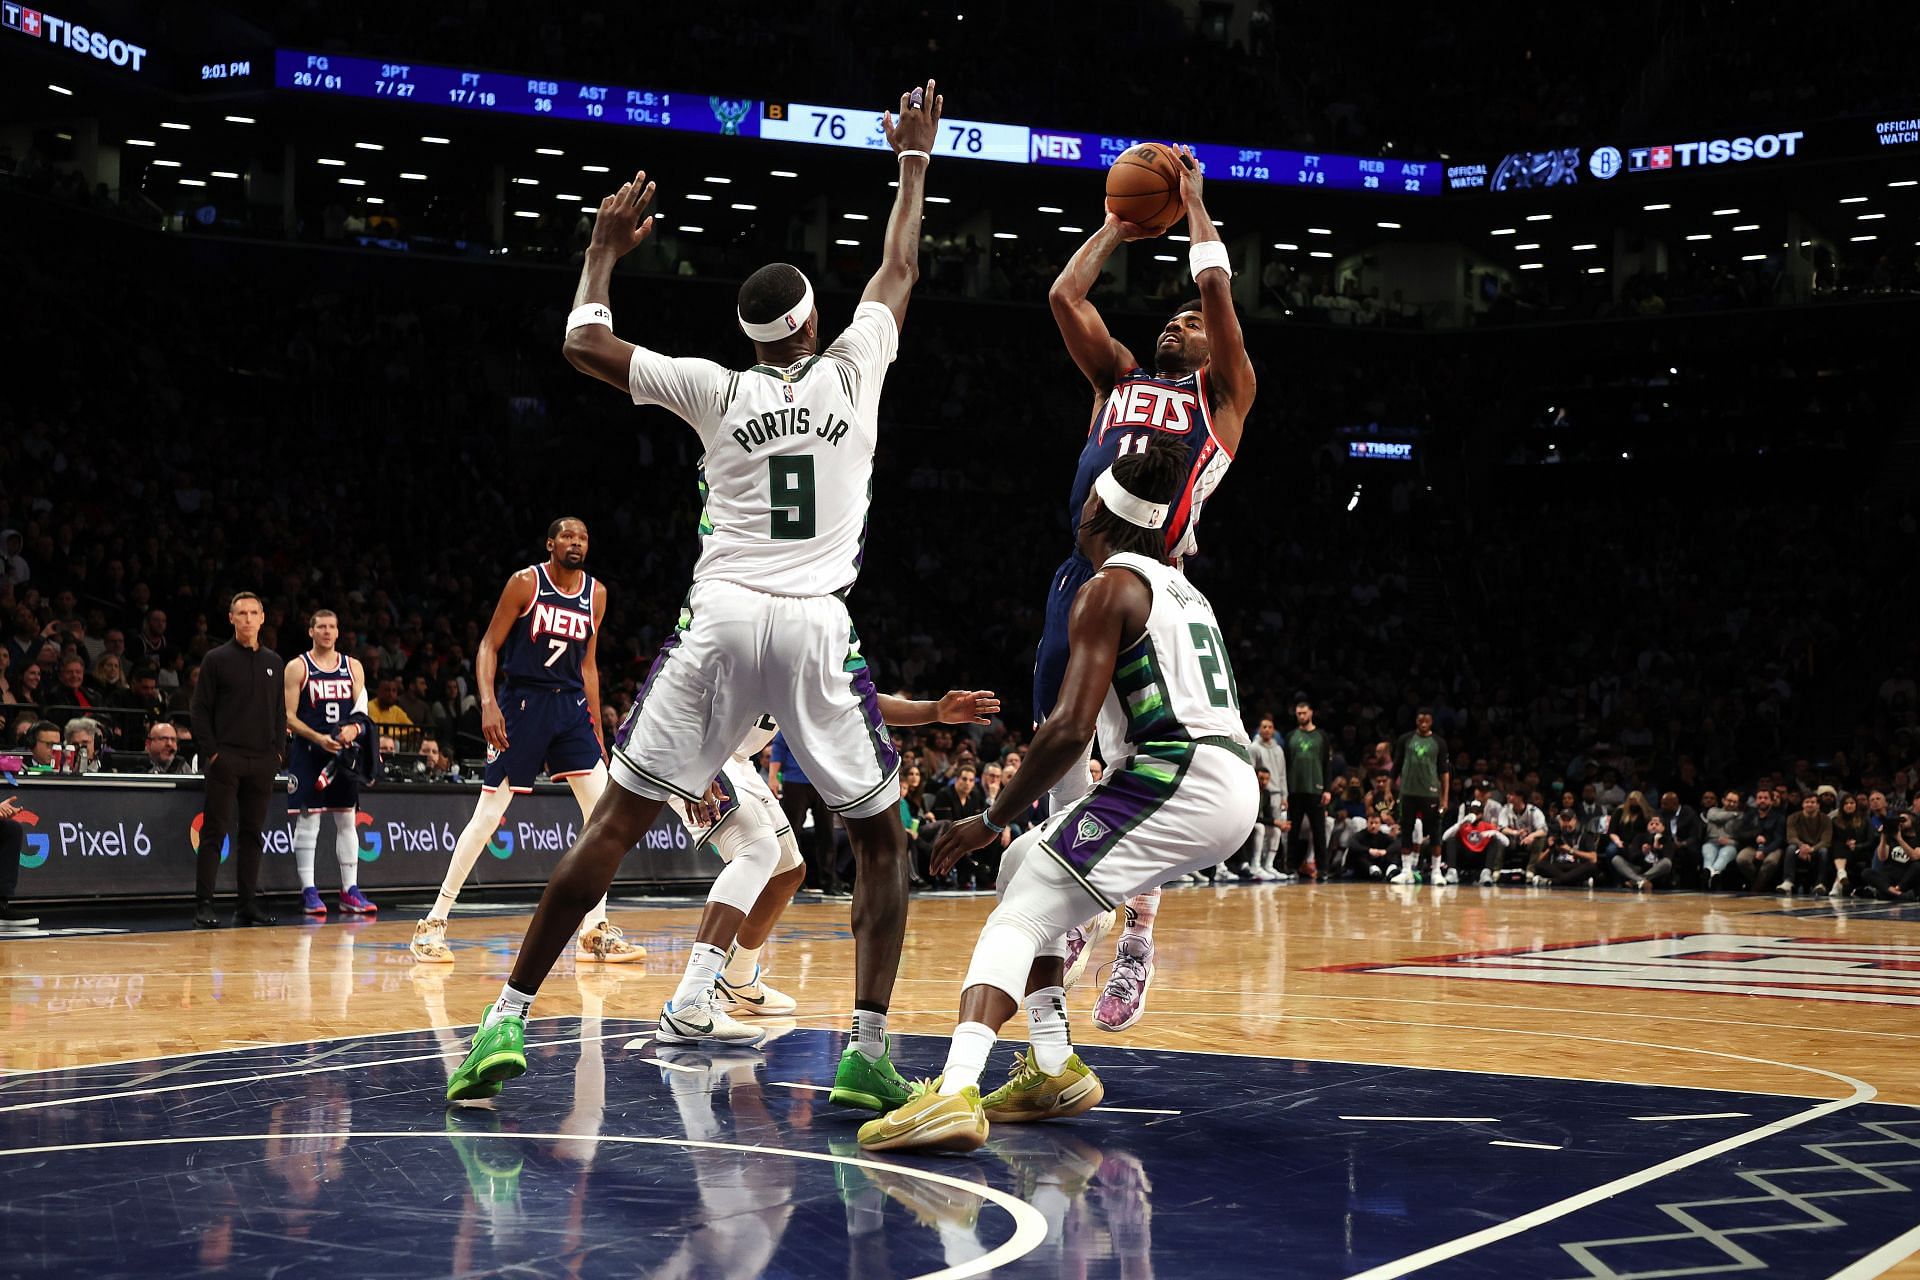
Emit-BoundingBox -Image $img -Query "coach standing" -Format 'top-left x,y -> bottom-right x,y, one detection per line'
189,592 -> 285,928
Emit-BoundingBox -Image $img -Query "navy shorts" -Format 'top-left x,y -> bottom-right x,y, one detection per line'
484,684 -> 603,791
288,739 -> 358,812
1031,552 -> 1098,722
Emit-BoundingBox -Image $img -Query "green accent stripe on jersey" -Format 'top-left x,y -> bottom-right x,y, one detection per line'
695,467 -> 714,537
1110,633 -> 1183,744
748,354 -> 823,381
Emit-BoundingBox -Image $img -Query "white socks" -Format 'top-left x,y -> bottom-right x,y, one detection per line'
488,983 -> 535,1026
723,943 -> 762,985
940,1021 -> 996,1094
671,942 -> 728,1010
334,815 -> 359,889
1025,986 -> 1072,1074
851,1008 -> 888,1059
294,812 -> 321,889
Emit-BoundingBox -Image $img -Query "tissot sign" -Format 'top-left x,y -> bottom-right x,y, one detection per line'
1,3 -> 149,72
1464,128 -> 1810,192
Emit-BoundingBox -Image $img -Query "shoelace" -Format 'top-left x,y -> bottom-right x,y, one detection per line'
1104,946 -> 1149,1000
1001,1050 -> 1045,1090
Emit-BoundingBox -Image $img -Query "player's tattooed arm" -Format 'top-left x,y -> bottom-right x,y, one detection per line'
877,690 -> 1001,727
562,169 -> 657,392
477,569 -> 538,751
863,78 -> 942,330
1049,218 -> 1149,395
1174,145 -> 1255,450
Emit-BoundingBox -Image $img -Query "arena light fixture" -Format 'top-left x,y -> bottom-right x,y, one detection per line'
1272,241 -> 1299,250
1858,212 -> 1887,220
1571,243 -> 1597,250
580,205 -> 595,213
161,121 -> 190,131
366,197 -> 384,205
125,138 -> 156,147
1889,179 -> 1918,188
835,238 -> 859,246
770,169 -> 798,177
1038,205 -> 1063,214
702,175 -> 732,184
1309,250 -> 1332,259
513,210 -> 538,218
1732,223 -> 1760,231
339,177 -> 366,186
179,178 -> 207,187
1850,234 -> 1877,241
400,172 -> 427,180
1741,253 -> 1765,261
843,212 -> 870,220
511,176 -> 539,185
581,164 -> 610,173
317,158 -> 346,166
1513,241 -> 1540,250
1711,207 -> 1738,216
48,83 -> 72,96
1839,195 -> 1868,203
1642,202 -> 1670,211
225,115 -> 255,124
556,192 -> 581,201
731,202 -> 757,211
1153,254 -> 1177,262
1491,227 -> 1516,236
1058,225 -> 1084,233
421,135 -> 451,144
1168,234 -> 1190,242
355,142 -> 383,151
1525,213 -> 1552,221
1585,266 -> 1606,274
1377,221 -> 1401,229
1307,227 -> 1332,235
686,192 -> 713,201
993,231 -> 1018,239
1685,233 -> 1712,241
152,159 -> 181,168
680,225 -> 705,233
211,170 -> 239,179
535,147 -> 565,156
926,195 -> 951,204
1518,262 -> 1543,270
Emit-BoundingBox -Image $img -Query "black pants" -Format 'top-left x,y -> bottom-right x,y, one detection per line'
0,820 -> 21,903
778,779 -> 838,891
196,754 -> 278,903
1398,797 -> 1443,862
1286,793 -> 1328,873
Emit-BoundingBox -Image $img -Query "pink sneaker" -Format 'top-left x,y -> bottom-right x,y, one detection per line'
1093,935 -> 1156,1032
339,886 -> 378,915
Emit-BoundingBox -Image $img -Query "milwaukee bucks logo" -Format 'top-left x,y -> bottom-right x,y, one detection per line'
709,98 -> 752,136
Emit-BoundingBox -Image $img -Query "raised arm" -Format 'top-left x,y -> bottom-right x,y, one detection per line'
1049,217 -> 1150,393
477,570 -> 537,751
1174,146 -> 1255,452
862,79 -> 942,330
561,170 -> 658,391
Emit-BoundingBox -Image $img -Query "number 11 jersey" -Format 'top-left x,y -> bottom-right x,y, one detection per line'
626,301 -> 898,599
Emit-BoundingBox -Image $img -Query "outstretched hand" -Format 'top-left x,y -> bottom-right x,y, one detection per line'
931,814 -> 997,876
589,169 -> 657,259
936,689 -> 1001,725
1175,144 -> 1204,207
882,79 -> 943,156
1103,210 -> 1161,243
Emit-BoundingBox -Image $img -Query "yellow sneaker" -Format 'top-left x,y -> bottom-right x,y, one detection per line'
576,921 -> 646,963
410,917 -> 454,964
856,1077 -> 989,1153
980,1051 -> 1105,1123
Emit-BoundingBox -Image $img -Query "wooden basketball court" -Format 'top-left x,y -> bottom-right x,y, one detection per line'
4,883 -> 1917,1278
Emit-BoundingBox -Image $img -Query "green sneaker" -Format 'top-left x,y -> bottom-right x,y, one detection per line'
980,1050 -> 1105,1123
446,1005 -> 527,1102
830,1036 -> 913,1112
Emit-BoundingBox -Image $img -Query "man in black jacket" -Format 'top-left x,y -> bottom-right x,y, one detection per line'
188,593 -> 286,927
1657,790 -> 1704,886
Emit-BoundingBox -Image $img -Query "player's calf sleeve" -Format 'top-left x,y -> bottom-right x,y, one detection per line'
962,917 -> 1050,1006
707,831 -> 782,915
293,812 -> 321,888
568,764 -> 614,930
333,814 -> 360,888
435,786 -> 515,917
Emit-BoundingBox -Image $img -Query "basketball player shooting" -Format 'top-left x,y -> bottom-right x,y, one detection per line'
447,80 -> 944,1106
1039,145 -> 1257,1032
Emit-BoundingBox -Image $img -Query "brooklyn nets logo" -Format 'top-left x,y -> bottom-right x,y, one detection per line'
1328,933 -> 1920,1006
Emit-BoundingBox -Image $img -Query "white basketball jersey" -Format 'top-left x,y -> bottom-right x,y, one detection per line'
627,302 -> 898,597
1095,552 -> 1250,764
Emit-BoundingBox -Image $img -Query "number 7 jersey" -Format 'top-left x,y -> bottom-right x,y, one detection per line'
503,563 -> 596,689
626,301 -> 899,598
1095,552 -> 1250,766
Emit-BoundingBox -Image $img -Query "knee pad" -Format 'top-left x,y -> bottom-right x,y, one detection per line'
567,760 -> 609,816
774,828 -> 803,876
707,832 -> 782,915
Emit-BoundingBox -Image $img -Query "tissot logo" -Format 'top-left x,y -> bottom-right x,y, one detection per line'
2,4 -> 149,71
1627,131 -> 1803,172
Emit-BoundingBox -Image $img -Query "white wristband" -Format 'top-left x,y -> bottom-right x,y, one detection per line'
566,303 -> 612,335
1189,240 -> 1232,281
897,149 -> 931,164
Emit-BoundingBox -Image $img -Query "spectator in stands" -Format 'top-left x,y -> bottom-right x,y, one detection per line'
1353,811 -> 1401,880
1829,792 -> 1870,897
62,717 -> 105,771
137,609 -> 172,669
14,661 -> 45,709
430,675 -> 479,747
367,677 -> 413,729
7,605 -> 41,672
1782,792 -> 1833,894
1248,716 -> 1287,878
24,720 -> 61,771
125,664 -> 166,717
1656,790 -> 1704,886
141,721 -> 188,774
1601,790 -> 1651,865
400,674 -> 432,726
1701,789 -> 1744,888
1736,789 -> 1787,890
1864,803 -> 1916,898
88,653 -> 130,708
0,796 -> 37,930
931,763 -> 988,888
418,735 -> 462,781
1499,789 -> 1548,875
0,648 -> 13,705
1614,813 -> 1677,892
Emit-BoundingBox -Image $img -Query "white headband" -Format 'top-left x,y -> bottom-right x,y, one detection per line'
1094,466 -> 1169,529
739,276 -> 815,342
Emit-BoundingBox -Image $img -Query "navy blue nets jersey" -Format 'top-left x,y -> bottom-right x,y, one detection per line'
502,564 -> 596,689
1068,366 -> 1234,562
298,653 -> 355,733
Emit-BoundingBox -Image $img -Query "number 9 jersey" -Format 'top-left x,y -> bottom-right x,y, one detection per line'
624,301 -> 898,598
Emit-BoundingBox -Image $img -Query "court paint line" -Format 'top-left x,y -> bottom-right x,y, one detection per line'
1340,1115 -> 1501,1123
0,1130 -> 1049,1280
1825,1220 -> 1920,1279
1489,1140 -> 1563,1151
1340,1029 -> 1875,1280
1091,1106 -> 1182,1115
0,1028 -> 637,1116
646,1057 -> 705,1073
1631,1111 -> 1752,1121
622,1037 -> 655,1050
772,1081 -> 832,1092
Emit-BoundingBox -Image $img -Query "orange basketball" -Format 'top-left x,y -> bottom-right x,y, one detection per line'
1105,143 -> 1185,234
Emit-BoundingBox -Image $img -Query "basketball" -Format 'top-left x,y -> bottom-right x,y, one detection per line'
1105,142 -> 1186,233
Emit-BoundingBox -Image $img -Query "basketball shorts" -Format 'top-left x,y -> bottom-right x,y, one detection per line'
669,756 -> 804,874
1032,551 -> 1097,722
610,580 -> 900,820
287,738 -> 357,812
1018,739 -> 1257,910
483,684 -> 604,792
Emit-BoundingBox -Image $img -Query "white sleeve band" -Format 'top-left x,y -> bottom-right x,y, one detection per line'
1189,240 -> 1232,281
353,689 -> 369,716
567,303 -> 613,335
896,149 -> 931,163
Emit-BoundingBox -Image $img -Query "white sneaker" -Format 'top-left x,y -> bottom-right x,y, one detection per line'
716,965 -> 797,1016
1829,867 -> 1850,898
1386,863 -> 1412,884
1776,881 -> 1794,895
1368,865 -> 1385,880
657,987 -> 766,1047
1273,871 -> 1295,883
1478,868 -> 1495,887
1442,866 -> 1459,885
